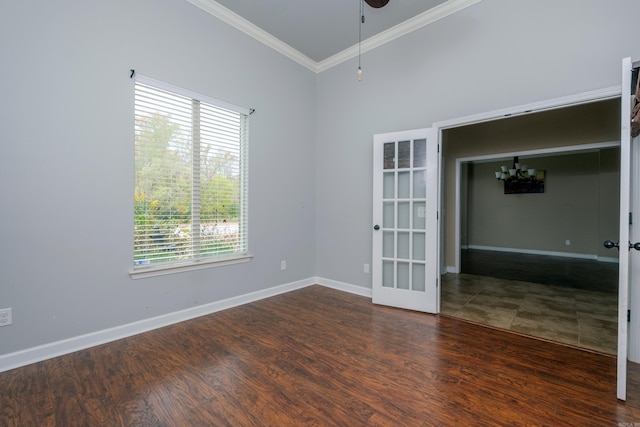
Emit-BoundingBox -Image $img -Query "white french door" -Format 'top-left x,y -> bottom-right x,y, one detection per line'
617,57 -> 640,401
372,128 -> 439,313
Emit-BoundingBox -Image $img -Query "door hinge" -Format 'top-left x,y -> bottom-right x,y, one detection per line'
630,212 -> 633,225
628,309 -> 631,322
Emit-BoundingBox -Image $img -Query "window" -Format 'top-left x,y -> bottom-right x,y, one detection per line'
132,75 -> 250,276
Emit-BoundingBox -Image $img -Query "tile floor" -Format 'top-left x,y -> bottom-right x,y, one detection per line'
441,273 -> 618,355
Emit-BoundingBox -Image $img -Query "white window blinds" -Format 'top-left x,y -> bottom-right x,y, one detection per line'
133,75 -> 249,270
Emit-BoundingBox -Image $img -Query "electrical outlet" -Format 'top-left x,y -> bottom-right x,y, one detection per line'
364,263 -> 370,274
0,308 -> 12,327
565,240 -> 571,246
281,260 -> 287,271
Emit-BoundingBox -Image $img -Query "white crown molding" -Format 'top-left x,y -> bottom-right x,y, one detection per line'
185,0 -> 319,72
317,0 -> 483,72
186,0 -> 482,74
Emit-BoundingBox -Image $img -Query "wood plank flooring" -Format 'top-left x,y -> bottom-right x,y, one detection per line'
3,285 -> 640,426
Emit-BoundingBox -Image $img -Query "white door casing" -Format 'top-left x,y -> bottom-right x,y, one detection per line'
372,128 -> 439,313
617,56 -> 640,401
629,63 -> 640,366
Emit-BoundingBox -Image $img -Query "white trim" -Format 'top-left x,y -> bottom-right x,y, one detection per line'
316,0 -> 482,73
454,159 -> 463,273
0,277 -> 314,373
617,57 -> 633,400
433,86 -> 622,130
445,251 -> 619,273
185,0 -> 317,72
466,245 -> 604,261
130,255 -> 253,279
186,0 -> 481,74
315,276 -> 373,298
446,260 -> 621,274
456,141 -> 621,164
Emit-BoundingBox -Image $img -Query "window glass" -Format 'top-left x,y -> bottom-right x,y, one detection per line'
133,77 -> 249,270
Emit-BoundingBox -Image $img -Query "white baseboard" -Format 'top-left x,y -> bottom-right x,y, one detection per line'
0,277 -> 316,374
314,276 -> 373,298
466,245 -> 600,260
0,277 -> 374,373
447,247 -> 620,273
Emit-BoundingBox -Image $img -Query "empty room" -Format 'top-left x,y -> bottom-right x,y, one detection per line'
2,0 -> 640,425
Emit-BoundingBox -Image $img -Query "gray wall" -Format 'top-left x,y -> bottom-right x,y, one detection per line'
315,0 -> 639,288
1,0 -> 640,357
463,149 -> 620,258
0,0 -> 317,355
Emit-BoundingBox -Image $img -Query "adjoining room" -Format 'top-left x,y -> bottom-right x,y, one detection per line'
441,99 -> 620,354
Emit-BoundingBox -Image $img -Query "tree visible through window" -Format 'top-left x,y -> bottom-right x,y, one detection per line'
133,75 -> 249,269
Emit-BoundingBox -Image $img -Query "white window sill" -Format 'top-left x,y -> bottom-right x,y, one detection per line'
129,254 -> 253,279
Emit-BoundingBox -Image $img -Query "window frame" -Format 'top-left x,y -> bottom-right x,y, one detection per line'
130,74 -> 252,279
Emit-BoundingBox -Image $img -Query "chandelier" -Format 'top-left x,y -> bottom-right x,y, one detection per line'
495,156 -> 536,181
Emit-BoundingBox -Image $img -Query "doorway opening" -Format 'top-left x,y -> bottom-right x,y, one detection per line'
438,98 -> 621,354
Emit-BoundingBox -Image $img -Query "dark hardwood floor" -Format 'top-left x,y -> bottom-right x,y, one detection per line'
461,249 -> 618,293
3,285 -> 640,426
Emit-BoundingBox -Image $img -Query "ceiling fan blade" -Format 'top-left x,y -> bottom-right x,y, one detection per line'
365,0 -> 390,8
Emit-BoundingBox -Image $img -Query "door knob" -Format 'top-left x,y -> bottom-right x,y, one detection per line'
603,240 -> 640,251
373,224 -> 380,230
604,240 -> 619,249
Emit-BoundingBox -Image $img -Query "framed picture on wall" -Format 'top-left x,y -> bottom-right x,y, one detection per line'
504,170 -> 545,194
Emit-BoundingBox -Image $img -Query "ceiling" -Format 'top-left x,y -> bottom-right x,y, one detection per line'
186,0 -> 481,72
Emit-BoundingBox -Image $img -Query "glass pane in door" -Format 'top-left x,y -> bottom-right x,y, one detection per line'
383,260 -> 394,287
398,141 -> 411,168
397,232 -> 410,259
383,232 -> 394,258
383,202 -> 394,228
413,202 -> 426,230
398,172 -> 410,199
383,143 -> 395,169
397,262 -> 410,289
412,264 -> 425,292
413,232 -> 425,260
414,139 -> 426,167
397,202 -> 410,229
413,170 -> 426,198
383,173 -> 395,198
